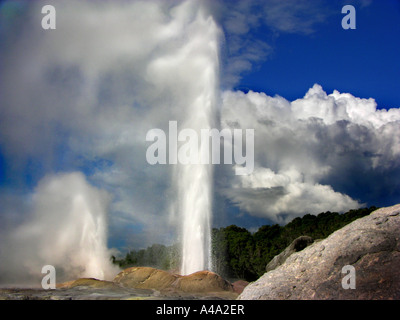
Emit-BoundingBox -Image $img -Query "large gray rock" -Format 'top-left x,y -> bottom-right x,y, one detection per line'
238,204 -> 400,300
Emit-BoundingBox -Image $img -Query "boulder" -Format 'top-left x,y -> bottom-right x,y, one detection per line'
232,280 -> 249,294
266,236 -> 314,272
175,271 -> 234,293
238,204 -> 400,300
113,267 -> 179,290
113,267 -> 234,293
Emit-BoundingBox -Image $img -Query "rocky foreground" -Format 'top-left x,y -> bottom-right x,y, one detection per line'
0,269 -> 240,300
238,204 -> 400,300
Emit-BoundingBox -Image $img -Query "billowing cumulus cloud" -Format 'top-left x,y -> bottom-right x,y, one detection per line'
220,84 -> 400,223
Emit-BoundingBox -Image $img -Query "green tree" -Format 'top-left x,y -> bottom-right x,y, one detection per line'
113,206 -> 378,282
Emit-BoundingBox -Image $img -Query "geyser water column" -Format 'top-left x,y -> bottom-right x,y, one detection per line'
145,0 -> 220,275
172,3 -> 220,275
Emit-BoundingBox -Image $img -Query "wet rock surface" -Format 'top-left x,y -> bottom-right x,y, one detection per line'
0,285 -> 238,300
0,285 -> 155,300
0,268 -> 238,300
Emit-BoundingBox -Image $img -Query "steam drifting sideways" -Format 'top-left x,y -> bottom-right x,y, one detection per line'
0,0 -> 400,286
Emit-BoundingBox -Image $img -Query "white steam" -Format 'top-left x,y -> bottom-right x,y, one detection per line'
0,172 -> 119,286
0,0 -> 222,281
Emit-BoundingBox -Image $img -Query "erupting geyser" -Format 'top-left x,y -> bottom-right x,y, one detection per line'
174,5 -> 221,275
0,0 -> 223,284
0,172 -> 119,285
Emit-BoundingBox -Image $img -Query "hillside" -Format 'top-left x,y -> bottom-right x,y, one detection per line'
113,206 -> 378,281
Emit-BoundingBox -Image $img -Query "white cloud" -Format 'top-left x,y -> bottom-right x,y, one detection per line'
292,84 -> 400,129
213,0 -> 330,87
226,167 -> 361,224
220,84 -> 400,223
262,0 -> 328,35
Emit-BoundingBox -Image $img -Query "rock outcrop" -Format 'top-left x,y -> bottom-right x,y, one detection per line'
113,267 -> 179,290
266,236 -> 314,272
175,270 -> 233,293
238,204 -> 400,300
232,280 -> 249,294
113,267 -> 234,294
46,268 -> 236,299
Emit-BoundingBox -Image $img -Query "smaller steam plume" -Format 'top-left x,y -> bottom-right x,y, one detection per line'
0,172 -> 120,287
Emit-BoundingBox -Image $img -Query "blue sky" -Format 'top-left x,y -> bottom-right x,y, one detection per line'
0,0 -> 399,260
212,0 -> 400,228
236,0 -> 400,109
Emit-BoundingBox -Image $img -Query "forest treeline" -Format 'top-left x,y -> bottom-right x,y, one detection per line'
112,206 -> 377,281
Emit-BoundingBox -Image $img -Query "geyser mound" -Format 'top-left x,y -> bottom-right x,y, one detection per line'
113,266 -> 234,293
